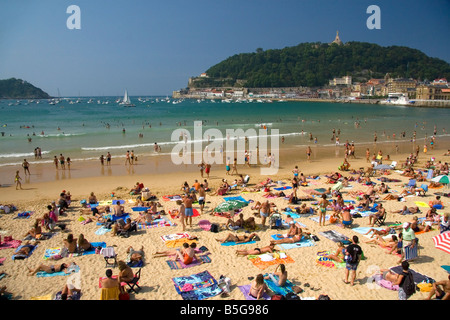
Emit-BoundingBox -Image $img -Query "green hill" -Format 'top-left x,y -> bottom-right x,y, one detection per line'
197,42 -> 450,88
0,78 -> 51,99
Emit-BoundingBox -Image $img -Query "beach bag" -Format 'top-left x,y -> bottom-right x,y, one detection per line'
402,272 -> 416,296
119,292 -> 130,300
210,223 -> 219,233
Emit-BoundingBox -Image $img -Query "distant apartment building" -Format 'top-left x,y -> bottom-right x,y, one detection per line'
385,75 -> 417,98
329,76 -> 352,86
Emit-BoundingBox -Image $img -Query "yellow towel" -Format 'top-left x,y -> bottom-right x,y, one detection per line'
100,287 -> 120,300
31,294 -> 53,300
164,239 -> 197,248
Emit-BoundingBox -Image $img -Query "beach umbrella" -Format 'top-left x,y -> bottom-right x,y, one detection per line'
431,175 -> 450,185
373,164 -> 392,170
432,231 -> 450,255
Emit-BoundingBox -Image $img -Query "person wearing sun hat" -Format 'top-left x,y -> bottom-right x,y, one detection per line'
401,222 -> 417,262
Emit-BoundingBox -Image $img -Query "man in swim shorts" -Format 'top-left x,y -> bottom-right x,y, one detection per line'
183,195 -> 194,228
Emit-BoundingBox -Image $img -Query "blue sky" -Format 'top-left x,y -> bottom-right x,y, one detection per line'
1,0 -> 449,97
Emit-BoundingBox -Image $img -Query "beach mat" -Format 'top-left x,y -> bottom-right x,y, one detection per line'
161,232 -> 192,242
69,242 -> 106,257
271,234 -> 315,249
352,227 -> 384,235
264,275 -> 296,296
390,265 -> 434,284
95,226 -> 111,235
441,265 -> 450,274
137,218 -> 175,229
12,244 -> 38,260
274,186 -> 292,191
0,239 -> 22,250
310,215 -> 331,223
13,211 -> 34,219
132,206 -> 149,212
36,265 -> 80,277
220,240 -> 256,247
43,247 -> 62,260
247,252 -> 295,270
238,284 -> 271,300
172,270 -> 222,300
223,196 -> 249,203
166,254 -> 211,270
318,230 -> 351,244
316,251 -> 346,269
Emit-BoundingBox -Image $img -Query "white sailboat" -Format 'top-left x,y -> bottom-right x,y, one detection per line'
119,89 -> 136,107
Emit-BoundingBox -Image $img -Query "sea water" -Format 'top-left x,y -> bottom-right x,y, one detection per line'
0,97 -> 449,167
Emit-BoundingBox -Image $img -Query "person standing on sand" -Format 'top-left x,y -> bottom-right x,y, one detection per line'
231,158 -> 238,175
59,154 -> 65,170
125,150 -> 131,165
343,236 -> 362,286
318,194 -> 329,227
198,161 -> 205,178
22,159 -> 30,176
183,194 -> 194,228
205,163 -> 211,178
15,170 -> 22,190
54,156 -> 59,169
198,184 -> 206,214
176,200 -> 186,231
106,152 -> 111,166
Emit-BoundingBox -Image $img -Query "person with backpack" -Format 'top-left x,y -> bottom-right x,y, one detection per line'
343,235 -> 362,286
394,260 -> 416,300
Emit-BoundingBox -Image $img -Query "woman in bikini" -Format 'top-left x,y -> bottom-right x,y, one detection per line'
235,243 -> 277,256
249,274 -> 268,299
216,233 -> 258,244
28,262 -> 70,276
323,241 -> 345,263
77,234 -> 93,251
318,194 -> 329,226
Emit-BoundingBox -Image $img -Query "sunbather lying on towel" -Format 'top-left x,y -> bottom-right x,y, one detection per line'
14,240 -> 38,256
216,233 -> 258,244
235,243 -> 277,256
27,262 -> 74,276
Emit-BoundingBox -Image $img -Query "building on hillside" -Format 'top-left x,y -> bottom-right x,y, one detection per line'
330,31 -> 344,46
329,76 -> 352,86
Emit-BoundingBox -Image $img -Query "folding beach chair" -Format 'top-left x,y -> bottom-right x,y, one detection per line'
100,246 -> 118,268
125,268 -> 142,293
416,184 -> 428,196
118,221 -> 137,238
375,210 -> 387,227
407,179 -> 416,189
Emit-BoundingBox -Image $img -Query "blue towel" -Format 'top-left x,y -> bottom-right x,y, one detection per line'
441,265 -> 450,274
220,241 -> 256,246
223,196 -> 249,203
274,186 -> 292,191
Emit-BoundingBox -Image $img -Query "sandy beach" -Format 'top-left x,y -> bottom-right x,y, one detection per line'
0,142 -> 449,301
